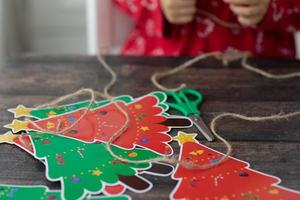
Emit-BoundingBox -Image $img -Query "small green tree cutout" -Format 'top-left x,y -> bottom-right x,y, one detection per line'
30,131 -> 160,200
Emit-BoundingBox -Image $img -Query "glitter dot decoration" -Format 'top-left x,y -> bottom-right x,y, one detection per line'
239,172 -> 249,177
128,152 -> 138,158
67,115 -> 76,123
99,111 -> 108,115
210,158 -> 221,165
69,130 -> 78,134
134,104 -> 143,109
42,140 -> 51,145
268,188 -> 279,195
140,138 -> 149,143
71,177 -> 81,183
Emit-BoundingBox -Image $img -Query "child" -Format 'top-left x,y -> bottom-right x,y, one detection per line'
113,0 -> 300,59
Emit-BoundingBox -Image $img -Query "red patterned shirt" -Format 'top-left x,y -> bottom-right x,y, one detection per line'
113,0 -> 300,59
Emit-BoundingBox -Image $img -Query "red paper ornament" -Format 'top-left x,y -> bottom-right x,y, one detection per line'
171,131 -> 300,200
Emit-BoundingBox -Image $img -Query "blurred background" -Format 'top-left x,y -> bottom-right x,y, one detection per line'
0,0 -> 300,64
0,0 -> 133,64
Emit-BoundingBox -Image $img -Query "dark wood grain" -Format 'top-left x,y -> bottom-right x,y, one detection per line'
0,55 -> 299,199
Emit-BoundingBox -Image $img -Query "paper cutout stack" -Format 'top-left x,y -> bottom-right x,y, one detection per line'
171,131 -> 300,200
6,93 -> 192,155
1,92 -> 188,200
1,91 -> 300,200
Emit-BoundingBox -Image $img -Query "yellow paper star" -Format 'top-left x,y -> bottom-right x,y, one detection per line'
140,126 -> 150,131
91,169 -> 102,176
0,132 -> 17,144
128,152 -> 138,158
173,131 -> 197,145
8,105 -> 31,118
4,120 -> 29,133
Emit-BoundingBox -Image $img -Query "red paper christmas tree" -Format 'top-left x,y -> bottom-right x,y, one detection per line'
6,95 -> 173,155
171,131 -> 300,200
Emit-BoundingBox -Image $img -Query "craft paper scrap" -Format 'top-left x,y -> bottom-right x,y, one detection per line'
170,131 -> 300,200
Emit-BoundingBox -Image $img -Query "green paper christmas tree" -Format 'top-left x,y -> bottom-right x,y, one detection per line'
0,185 -> 129,200
30,131 -> 160,200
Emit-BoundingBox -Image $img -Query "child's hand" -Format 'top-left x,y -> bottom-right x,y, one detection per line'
224,0 -> 270,26
161,0 -> 197,25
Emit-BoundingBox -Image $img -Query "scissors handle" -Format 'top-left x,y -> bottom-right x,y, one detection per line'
180,89 -> 203,116
165,89 -> 203,117
165,91 -> 189,116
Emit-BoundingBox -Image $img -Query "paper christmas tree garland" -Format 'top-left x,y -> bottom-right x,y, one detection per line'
6,94 -> 177,155
0,184 -> 130,200
2,92 -> 182,199
171,131 -> 300,200
28,131 -> 166,200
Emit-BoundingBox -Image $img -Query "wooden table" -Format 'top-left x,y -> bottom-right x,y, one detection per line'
0,55 -> 299,199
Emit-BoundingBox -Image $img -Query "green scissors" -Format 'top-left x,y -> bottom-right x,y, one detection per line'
165,89 -> 214,141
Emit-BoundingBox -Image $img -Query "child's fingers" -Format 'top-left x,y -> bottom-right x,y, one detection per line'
168,0 -> 196,10
171,15 -> 195,24
161,0 -> 197,25
164,0 -> 196,9
229,4 -> 263,18
173,7 -> 197,16
176,0 -> 197,7
237,15 -> 263,26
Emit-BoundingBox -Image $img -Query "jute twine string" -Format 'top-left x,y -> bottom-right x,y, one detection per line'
26,88 -> 96,134
95,55 -> 132,159
241,56 -> 300,79
151,51 -> 224,91
151,51 -> 300,92
23,52 -> 300,170
9,9 -> 300,169
197,9 -> 240,29
97,52 -> 300,170
27,55 -> 132,142
148,51 -> 300,169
